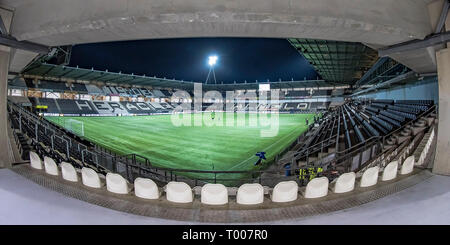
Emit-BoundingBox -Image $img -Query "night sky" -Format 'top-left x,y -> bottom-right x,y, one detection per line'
68,38 -> 319,84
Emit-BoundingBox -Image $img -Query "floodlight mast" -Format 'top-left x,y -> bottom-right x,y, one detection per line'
205,55 -> 218,84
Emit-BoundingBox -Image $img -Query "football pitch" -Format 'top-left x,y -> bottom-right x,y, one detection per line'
46,113 -> 315,179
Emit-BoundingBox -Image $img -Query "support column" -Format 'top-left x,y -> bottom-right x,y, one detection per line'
433,11 -> 450,175
0,48 -> 11,168
0,8 -> 13,168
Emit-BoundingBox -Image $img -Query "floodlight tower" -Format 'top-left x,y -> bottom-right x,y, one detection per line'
205,55 -> 218,84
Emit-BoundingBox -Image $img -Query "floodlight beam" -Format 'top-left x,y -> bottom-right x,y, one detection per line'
208,55 -> 218,67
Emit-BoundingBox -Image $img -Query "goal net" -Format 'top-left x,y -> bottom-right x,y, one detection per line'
65,119 -> 84,137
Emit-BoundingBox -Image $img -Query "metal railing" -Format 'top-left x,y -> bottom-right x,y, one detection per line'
7,99 -> 436,187
285,103 -> 437,171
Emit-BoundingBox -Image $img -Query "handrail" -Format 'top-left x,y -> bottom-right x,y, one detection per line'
7,99 -> 437,187
288,103 -> 436,163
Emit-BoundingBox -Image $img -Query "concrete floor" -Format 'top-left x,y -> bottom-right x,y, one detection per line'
0,168 -> 449,225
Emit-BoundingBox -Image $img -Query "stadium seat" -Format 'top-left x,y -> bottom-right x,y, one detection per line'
334,172 -> 356,193
165,181 -> 193,203
236,183 -> 264,205
201,183 -> 228,205
60,162 -> 78,182
400,156 -> 415,175
81,167 -> 102,188
360,166 -> 380,187
305,177 -> 329,198
271,181 -> 298,203
134,177 -> 160,199
29,151 -> 42,170
382,161 -> 398,181
43,156 -> 59,176
106,173 -> 129,194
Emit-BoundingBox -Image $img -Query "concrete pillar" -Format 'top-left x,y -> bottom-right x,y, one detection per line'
0,8 -> 14,168
433,11 -> 450,174
0,48 -> 11,168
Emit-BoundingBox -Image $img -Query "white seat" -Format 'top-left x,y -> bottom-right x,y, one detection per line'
60,162 -> 78,182
81,167 -> 101,188
305,177 -> 329,198
106,173 -> 129,194
236,183 -> 264,205
201,183 -> 228,205
29,151 -> 42,170
43,156 -> 58,176
134,177 -> 160,199
271,181 -> 298,203
360,166 -> 379,187
334,172 -> 356,193
165,181 -> 193,203
382,161 -> 398,181
400,156 -> 415,175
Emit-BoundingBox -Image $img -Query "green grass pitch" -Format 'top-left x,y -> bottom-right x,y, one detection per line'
46,113 -> 315,179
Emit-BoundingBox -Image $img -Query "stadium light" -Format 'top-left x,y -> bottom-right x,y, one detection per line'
208,55 -> 218,67
205,55 -> 218,84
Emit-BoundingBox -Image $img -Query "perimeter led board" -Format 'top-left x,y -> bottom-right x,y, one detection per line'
259,84 -> 270,91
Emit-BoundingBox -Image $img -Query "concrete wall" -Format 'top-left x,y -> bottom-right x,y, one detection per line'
3,0 -> 433,47
357,77 -> 439,103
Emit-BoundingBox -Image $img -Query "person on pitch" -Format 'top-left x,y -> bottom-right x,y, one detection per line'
254,152 -> 266,166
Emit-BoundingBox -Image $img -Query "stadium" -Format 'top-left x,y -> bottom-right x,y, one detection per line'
0,0 -> 449,227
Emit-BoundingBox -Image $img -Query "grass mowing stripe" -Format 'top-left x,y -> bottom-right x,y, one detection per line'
225,126 -> 305,171
46,113 -> 315,178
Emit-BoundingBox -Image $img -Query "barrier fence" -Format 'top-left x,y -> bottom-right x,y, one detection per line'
7,99 -> 435,187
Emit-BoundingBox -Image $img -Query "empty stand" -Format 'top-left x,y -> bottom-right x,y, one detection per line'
37,80 -> 70,92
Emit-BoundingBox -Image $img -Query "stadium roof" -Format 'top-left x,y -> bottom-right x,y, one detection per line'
288,39 -> 378,84
21,63 -> 348,91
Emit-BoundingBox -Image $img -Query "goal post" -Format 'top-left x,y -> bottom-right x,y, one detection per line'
65,118 -> 84,136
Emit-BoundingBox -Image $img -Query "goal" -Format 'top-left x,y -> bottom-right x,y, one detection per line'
65,119 -> 84,137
